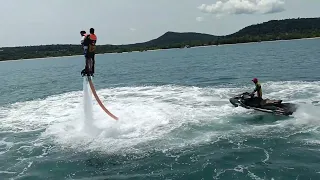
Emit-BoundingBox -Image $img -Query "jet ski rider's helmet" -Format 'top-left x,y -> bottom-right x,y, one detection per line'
252,78 -> 258,83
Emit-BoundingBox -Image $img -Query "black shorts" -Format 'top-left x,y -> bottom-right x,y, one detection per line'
85,52 -> 95,59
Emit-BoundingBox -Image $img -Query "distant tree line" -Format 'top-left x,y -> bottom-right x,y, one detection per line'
1,17 -> 320,61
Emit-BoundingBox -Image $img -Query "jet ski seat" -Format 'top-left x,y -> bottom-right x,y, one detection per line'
261,99 -> 282,106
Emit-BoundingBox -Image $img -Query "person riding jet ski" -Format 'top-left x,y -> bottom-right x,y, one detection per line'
250,78 -> 262,98
249,78 -> 263,107
249,78 -> 282,108
229,78 -> 298,116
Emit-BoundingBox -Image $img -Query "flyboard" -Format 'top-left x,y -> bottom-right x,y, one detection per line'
86,76 -> 119,120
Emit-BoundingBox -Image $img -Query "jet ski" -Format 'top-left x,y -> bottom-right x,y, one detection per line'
229,92 -> 298,116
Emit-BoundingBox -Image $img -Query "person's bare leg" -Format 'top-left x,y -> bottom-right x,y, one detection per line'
86,57 -> 94,76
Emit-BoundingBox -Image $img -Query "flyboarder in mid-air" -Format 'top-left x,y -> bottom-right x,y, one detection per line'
81,28 -> 97,77
79,28 -> 118,120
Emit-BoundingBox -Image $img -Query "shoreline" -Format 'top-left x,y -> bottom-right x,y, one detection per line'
1,36 -> 319,63
188,36 -> 320,49
0,54 -> 84,63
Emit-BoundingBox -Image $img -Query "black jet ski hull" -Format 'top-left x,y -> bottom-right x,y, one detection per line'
229,92 -> 298,116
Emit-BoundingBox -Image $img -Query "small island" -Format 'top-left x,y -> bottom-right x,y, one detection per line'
0,17 -> 320,61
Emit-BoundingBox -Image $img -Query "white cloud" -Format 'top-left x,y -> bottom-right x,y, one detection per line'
196,17 -> 204,22
198,0 -> 285,16
129,28 -> 136,31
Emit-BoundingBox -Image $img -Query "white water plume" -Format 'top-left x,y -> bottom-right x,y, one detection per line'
81,77 -> 101,136
0,81 -> 319,154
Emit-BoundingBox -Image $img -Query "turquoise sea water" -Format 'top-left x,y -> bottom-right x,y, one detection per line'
1,39 -> 320,180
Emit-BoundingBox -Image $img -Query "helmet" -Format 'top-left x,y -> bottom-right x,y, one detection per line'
252,78 -> 258,83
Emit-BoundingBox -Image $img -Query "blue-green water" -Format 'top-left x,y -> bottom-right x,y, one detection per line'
1,39 -> 320,180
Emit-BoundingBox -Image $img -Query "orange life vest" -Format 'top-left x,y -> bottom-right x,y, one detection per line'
83,34 -> 97,53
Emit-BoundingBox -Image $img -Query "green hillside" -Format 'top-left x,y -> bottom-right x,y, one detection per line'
1,17 -> 320,61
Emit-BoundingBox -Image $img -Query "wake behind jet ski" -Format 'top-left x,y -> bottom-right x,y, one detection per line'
229,92 -> 298,116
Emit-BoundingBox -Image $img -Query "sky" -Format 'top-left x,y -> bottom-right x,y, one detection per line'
0,0 -> 319,47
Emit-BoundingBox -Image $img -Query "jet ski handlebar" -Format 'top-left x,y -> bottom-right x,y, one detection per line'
240,92 -> 254,99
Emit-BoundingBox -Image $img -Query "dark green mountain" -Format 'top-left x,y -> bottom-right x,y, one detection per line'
124,31 -> 218,47
230,17 -> 320,37
1,17 -> 320,61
